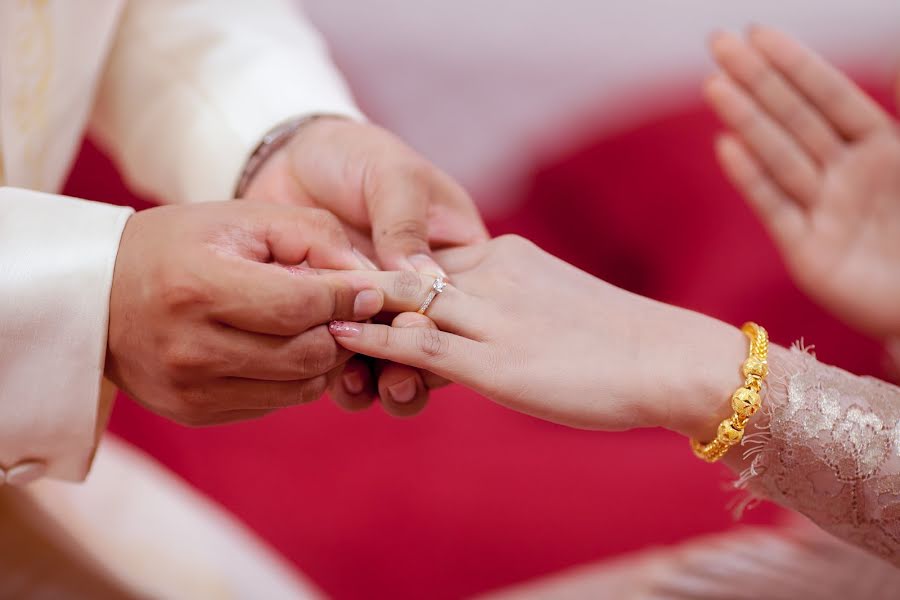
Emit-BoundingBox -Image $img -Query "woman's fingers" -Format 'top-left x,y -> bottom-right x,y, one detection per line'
709,31 -> 843,164
391,313 -> 450,390
705,73 -> 821,206
715,133 -> 806,251
324,270 -> 479,336
329,321 -> 481,384
392,312 -> 452,390
747,26 -> 891,140
374,313 -> 436,418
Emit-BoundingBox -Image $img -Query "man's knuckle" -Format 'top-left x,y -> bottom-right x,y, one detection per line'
382,218 -> 428,246
296,341 -> 338,375
161,341 -> 209,379
307,207 -> 341,232
298,377 -> 329,404
393,270 -> 424,300
308,208 -> 349,247
330,281 -> 356,319
159,270 -> 209,312
276,293 -> 314,331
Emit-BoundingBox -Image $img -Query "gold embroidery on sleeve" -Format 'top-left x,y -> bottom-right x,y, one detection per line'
11,0 -> 53,188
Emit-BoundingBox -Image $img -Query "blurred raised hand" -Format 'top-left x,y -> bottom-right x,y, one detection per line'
706,26 -> 900,338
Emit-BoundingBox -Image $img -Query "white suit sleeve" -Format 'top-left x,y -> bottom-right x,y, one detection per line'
0,188 -> 132,482
89,0 -> 364,205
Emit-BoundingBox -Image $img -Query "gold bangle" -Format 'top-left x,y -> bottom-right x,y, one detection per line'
690,322 -> 769,463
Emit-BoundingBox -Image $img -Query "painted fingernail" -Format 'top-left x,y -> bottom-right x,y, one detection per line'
387,377 -> 417,404
353,248 -> 379,271
330,321 -> 363,336
342,370 -> 365,395
353,289 -> 383,320
408,253 -> 446,277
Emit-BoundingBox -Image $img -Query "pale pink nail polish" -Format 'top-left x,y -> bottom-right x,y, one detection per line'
330,321 -> 363,336
387,377 -> 417,404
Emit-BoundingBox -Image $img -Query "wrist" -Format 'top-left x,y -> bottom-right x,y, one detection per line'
649,306 -> 749,440
235,115 -> 349,199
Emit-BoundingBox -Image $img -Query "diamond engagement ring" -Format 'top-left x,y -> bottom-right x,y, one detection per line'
417,277 -> 447,315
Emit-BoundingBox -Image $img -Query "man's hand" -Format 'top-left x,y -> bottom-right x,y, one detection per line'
105,201 -> 384,426
242,118 -> 489,416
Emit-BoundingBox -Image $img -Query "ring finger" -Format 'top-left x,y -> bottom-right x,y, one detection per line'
328,270 -> 482,337
376,312 -> 447,418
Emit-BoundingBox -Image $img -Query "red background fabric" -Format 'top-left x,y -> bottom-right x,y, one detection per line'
63,87 -> 893,600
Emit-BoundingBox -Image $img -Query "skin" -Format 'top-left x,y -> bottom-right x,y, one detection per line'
706,26 -> 900,338
325,236 -> 749,440
242,117 -> 488,417
106,201 -> 386,426
324,28 -> 900,441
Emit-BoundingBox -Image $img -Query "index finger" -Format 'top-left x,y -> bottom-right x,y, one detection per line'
366,162 -> 488,273
207,262 -> 384,335
242,202 -> 371,271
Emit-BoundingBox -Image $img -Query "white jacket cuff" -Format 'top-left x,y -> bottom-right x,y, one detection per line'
0,188 -> 132,482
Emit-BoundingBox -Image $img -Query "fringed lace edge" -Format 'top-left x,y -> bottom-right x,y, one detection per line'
729,339 -> 816,518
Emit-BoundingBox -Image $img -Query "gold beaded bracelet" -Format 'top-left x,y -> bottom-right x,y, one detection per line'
690,322 -> 769,463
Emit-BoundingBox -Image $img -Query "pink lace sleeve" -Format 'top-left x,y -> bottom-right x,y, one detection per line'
736,343 -> 900,566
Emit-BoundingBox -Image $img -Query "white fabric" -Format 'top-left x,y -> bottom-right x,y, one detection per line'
0,189 -> 130,481
90,0 -> 365,204
0,0 -> 123,193
0,0 -> 361,482
0,0 -> 357,595
17,435 -> 322,599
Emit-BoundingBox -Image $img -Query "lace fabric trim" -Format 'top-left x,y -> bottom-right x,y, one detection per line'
734,343 -> 900,566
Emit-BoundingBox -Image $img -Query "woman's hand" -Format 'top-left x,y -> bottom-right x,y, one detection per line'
706,27 -> 900,338
242,117 -> 488,416
327,235 -> 749,437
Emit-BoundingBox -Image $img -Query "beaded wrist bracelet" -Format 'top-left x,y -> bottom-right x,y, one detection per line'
690,322 -> 768,463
